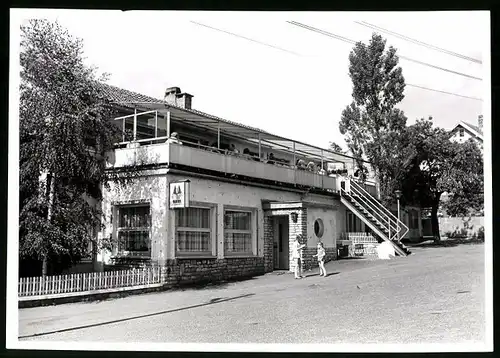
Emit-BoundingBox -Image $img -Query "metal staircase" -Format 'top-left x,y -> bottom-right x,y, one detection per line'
340,177 -> 411,256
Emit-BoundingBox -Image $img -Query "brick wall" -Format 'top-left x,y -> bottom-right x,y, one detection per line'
300,247 -> 337,271
289,208 -> 308,272
263,216 -> 274,273
160,257 -> 265,286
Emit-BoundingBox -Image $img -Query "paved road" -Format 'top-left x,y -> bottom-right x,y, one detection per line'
19,243 -> 485,344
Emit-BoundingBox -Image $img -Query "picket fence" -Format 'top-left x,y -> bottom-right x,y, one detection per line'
341,232 -> 378,244
18,266 -> 162,298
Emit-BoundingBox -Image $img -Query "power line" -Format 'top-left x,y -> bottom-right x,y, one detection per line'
354,21 -> 482,64
406,84 -> 482,101
189,20 -> 482,101
287,21 -> 482,81
190,21 -> 302,56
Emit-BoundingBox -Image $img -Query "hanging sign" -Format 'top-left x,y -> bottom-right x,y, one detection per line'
169,180 -> 190,208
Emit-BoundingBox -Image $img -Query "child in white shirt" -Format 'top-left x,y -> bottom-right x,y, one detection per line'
313,242 -> 327,277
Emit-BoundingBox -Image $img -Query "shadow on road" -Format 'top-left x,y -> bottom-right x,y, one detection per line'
305,272 -> 340,278
180,276 -> 260,291
19,293 -> 255,340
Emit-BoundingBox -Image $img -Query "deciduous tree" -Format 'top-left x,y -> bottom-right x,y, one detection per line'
19,19 -> 136,276
405,117 -> 483,239
339,33 -> 409,196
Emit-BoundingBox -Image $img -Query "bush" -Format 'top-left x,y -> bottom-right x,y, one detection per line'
477,226 -> 485,241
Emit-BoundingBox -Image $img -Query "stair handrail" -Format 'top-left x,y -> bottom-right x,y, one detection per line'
341,189 -> 398,241
345,180 -> 400,235
348,177 -> 409,235
345,185 -> 397,233
340,188 -> 406,255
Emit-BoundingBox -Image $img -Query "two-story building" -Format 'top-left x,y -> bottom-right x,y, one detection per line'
449,115 -> 484,150
97,83 -> 411,285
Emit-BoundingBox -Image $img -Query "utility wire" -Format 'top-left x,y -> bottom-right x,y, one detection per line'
190,20 -> 482,101
190,21 -> 302,56
287,21 -> 482,81
354,21 -> 482,64
406,84 -> 482,101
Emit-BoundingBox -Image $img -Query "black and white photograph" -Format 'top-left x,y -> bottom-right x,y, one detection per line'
7,8 -> 492,352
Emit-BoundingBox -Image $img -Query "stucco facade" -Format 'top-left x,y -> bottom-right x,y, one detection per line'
97,169 -> 345,284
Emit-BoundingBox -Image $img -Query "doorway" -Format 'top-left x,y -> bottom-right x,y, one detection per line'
273,215 -> 290,270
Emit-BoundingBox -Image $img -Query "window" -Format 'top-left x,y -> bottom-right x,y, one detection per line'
224,210 -> 254,255
175,207 -> 214,255
314,218 -> 324,238
117,205 -> 151,256
459,128 -> 464,137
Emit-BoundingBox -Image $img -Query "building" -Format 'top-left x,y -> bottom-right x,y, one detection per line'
96,84 -> 411,285
449,115 -> 483,149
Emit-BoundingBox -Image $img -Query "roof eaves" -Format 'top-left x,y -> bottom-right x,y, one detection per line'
100,82 -> 364,163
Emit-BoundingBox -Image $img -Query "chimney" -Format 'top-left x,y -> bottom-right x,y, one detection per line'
478,115 -> 483,133
163,86 -> 193,110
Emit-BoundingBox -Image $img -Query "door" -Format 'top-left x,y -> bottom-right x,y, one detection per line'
273,216 -> 290,270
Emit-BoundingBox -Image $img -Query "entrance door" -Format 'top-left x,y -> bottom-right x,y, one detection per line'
273,216 -> 290,270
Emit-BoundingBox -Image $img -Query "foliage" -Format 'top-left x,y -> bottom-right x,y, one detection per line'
328,141 -> 344,153
339,33 -> 410,194
441,140 -> 484,217
19,19 -> 136,275
402,117 -> 484,239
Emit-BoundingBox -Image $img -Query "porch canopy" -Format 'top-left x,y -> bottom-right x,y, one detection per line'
112,100 -> 364,166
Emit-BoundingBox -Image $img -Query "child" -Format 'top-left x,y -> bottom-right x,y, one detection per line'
313,242 -> 327,277
291,236 -> 306,279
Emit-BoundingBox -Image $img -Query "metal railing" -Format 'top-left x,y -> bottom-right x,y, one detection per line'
341,177 -> 409,241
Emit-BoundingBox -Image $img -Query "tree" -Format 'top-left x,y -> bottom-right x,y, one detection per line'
405,117 -> 483,240
441,140 -> 484,217
328,141 -> 344,153
339,33 -> 409,196
19,19 -> 135,276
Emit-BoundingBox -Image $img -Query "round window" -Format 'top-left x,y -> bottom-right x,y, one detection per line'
314,218 -> 324,238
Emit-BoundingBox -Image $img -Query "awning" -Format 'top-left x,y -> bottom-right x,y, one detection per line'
112,101 -> 365,165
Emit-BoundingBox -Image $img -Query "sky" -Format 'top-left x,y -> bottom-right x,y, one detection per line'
11,10 -> 489,150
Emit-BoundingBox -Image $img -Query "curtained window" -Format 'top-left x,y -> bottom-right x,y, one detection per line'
224,210 -> 253,254
175,207 -> 213,254
117,205 -> 151,256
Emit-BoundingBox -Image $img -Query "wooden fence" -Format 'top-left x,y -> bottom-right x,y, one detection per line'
18,266 -> 162,298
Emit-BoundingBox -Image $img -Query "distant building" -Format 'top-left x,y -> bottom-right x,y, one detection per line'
449,115 -> 483,150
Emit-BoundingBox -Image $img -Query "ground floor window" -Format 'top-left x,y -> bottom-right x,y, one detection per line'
116,205 -> 151,256
175,206 -> 215,255
224,209 -> 255,255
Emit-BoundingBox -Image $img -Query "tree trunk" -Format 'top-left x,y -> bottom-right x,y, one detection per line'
431,195 -> 442,242
42,173 -> 56,277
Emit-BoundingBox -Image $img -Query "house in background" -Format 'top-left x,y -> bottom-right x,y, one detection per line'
449,115 -> 483,150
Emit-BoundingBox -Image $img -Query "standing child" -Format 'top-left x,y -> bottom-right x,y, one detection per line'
313,242 -> 327,277
291,236 -> 306,279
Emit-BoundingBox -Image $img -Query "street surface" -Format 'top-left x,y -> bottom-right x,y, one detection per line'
18,243 -> 485,344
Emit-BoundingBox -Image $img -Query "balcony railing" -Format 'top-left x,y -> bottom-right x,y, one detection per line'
106,140 -> 340,192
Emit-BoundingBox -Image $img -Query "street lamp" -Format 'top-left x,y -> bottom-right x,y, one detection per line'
395,190 -> 403,241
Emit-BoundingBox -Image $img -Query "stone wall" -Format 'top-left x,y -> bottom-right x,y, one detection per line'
263,216 -> 274,273
161,257 -> 265,286
438,216 -> 484,238
300,247 -> 337,271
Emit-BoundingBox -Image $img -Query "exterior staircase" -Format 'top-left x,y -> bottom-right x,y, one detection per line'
340,177 -> 411,257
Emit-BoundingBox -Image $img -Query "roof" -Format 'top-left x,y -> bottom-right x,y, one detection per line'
452,121 -> 483,141
98,82 -> 364,165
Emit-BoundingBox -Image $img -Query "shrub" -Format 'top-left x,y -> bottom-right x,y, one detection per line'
477,226 -> 485,241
